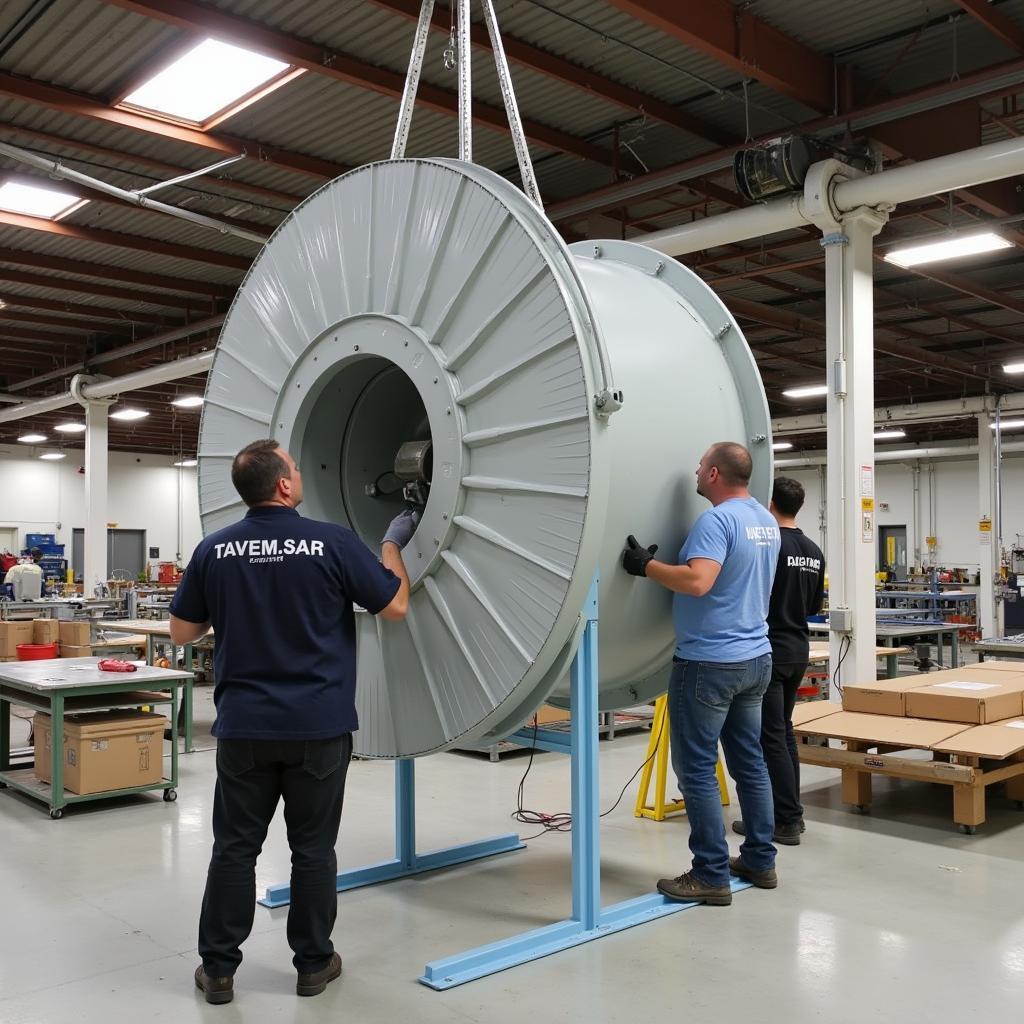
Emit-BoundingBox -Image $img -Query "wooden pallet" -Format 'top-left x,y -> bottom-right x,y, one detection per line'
794,706 -> 1024,833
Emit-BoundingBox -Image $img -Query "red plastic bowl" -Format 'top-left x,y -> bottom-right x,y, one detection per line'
16,642 -> 59,660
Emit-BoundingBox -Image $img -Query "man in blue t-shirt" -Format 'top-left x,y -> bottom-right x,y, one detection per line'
623,441 -> 780,906
170,439 -> 414,1004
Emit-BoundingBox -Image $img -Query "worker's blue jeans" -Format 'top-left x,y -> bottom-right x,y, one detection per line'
199,734 -> 352,977
668,655 -> 776,887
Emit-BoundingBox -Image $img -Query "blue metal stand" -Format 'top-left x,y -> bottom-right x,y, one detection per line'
258,757 -> 525,909
418,578 -> 750,990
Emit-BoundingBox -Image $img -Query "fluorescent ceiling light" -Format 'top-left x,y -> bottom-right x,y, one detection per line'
17,433 -> 47,443
991,419 -> 1024,431
122,39 -> 290,123
171,395 -> 204,408
0,180 -> 84,220
772,441 -> 793,451
884,231 -> 1012,268
110,408 -> 149,422
39,452 -> 66,461
54,422 -> 87,433
1003,362 -> 1024,374
174,458 -> 199,467
782,384 -> 828,399
874,429 -> 906,440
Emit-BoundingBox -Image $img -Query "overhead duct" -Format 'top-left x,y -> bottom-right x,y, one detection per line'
198,158 -> 772,759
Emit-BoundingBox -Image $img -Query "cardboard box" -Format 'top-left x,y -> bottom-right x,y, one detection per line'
964,659 -> 1024,673
0,620 -> 34,656
842,666 -> 1020,717
792,700 -> 843,727
905,679 -> 1024,725
533,704 -> 570,726
792,710 -> 969,749
32,618 -> 60,645
58,621 -> 91,647
60,644 -> 94,659
932,719 -> 1024,759
33,710 -> 168,794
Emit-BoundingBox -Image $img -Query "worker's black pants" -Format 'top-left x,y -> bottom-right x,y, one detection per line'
198,734 -> 352,977
759,662 -> 806,827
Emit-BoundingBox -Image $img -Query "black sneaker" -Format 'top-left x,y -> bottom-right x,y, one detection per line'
657,871 -> 732,906
732,819 -> 802,846
296,952 -> 343,997
729,856 -> 778,889
194,965 -> 233,1005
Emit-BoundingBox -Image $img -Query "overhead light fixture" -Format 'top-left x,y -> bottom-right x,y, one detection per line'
0,180 -> 86,220
874,429 -> 906,440
174,458 -> 199,467
991,419 -> 1024,431
54,422 -> 87,433
110,408 -> 150,421
121,38 -> 292,124
772,441 -> 793,451
17,433 -> 47,443
39,452 -> 66,461
884,231 -> 1012,268
171,395 -> 204,408
1003,362 -> 1024,374
781,384 -> 829,399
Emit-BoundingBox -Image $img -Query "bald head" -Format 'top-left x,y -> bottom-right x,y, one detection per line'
705,442 -> 752,486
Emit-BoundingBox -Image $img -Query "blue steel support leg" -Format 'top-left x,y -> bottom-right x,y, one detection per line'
570,582 -> 600,931
259,753 -> 523,909
420,574 -> 751,990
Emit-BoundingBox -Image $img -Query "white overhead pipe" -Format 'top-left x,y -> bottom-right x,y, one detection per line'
773,393 -> 1024,435
0,140 -> 269,246
0,350 -> 214,424
777,440 -> 1024,467
636,135 -> 1024,257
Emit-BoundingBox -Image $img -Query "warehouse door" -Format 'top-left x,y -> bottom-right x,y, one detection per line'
879,525 -> 908,582
72,528 -> 147,583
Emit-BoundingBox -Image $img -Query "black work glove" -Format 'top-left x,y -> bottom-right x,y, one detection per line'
622,535 -> 658,577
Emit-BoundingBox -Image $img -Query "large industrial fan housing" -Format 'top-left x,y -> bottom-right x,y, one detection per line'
198,159 -> 772,758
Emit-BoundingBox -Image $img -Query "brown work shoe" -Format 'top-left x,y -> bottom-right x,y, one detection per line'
729,856 -> 778,889
656,871 -> 732,906
296,951 -> 343,997
194,965 -> 233,1004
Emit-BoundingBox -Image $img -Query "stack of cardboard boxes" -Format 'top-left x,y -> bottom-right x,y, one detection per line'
0,618 -> 93,662
796,661 -> 1024,759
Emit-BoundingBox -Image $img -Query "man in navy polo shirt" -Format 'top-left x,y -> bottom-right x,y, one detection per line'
170,439 -> 414,1004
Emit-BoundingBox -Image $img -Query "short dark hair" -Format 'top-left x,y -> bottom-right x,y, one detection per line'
707,441 -> 752,486
29,547 -> 42,561
772,476 -> 805,518
231,440 -> 288,507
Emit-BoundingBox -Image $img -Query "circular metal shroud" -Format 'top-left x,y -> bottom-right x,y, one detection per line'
198,159 -> 770,758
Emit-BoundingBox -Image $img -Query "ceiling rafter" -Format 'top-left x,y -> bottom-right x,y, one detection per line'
364,0 -> 734,146
0,293 -> 172,326
100,0 -> 623,168
952,0 -> 1024,54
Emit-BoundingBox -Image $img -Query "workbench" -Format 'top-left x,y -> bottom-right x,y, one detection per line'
0,658 -> 192,818
807,642 -> 912,679
808,620 -> 973,669
96,619 -> 213,753
971,636 -> 1024,662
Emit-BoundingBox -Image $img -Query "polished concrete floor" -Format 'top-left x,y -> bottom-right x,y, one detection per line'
2,689 -> 1023,1023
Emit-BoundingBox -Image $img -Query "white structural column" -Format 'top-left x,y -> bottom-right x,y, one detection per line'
977,412 -> 997,638
822,206 -> 889,692
83,399 -> 112,594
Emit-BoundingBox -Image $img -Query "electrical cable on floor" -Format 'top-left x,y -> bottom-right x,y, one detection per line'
512,709 -> 668,840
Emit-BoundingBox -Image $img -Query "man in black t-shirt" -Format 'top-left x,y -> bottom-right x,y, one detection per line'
733,476 -> 824,846
170,439 -> 415,1004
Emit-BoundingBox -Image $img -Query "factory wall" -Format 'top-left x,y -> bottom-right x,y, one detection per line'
782,454 -> 1024,572
0,447 -> 202,567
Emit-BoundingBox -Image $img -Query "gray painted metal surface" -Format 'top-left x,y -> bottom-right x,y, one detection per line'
198,158 -> 770,757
